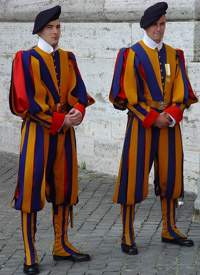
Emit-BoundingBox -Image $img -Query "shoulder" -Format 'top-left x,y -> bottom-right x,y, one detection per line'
58,49 -> 76,60
164,43 -> 177,55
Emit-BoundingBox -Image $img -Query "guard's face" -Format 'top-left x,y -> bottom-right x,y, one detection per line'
38,19 -> 61,49
145,15 -> 166,44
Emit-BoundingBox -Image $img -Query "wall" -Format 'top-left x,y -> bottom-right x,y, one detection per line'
0,0 -> 199,193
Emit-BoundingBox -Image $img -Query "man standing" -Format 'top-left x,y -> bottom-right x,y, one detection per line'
9,5 -> 94,275
109,2 -> 198,255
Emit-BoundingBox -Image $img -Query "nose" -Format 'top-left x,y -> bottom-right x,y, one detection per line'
156,25 -> 161,31
53,27 -> 59,34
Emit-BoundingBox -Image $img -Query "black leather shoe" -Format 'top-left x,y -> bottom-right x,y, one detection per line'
53,253 -> 91,262
121,244 -> 138,255
23,263 -> 39,275
162,237 -> 194,247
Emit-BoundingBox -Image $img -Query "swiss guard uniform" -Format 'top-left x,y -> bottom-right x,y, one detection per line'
9,5 -> 95,275
109,2 -> 198,255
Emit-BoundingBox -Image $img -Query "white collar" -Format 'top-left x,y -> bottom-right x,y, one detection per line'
143,32 -> 163,50
37,36 -> 59,53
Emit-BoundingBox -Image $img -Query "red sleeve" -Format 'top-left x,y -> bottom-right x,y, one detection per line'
164,105 -> 183,123
74,103 -> 86,119
142,109 -> 160,128
13,51 -> 30,112
49,112 -> 65,135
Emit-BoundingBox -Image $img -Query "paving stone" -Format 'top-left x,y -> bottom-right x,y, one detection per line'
0,151 -> 199,275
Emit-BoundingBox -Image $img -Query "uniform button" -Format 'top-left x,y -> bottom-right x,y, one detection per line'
160,62 -> 162,65
160,69 -> 162,72
162,83 -> 164,85
159,56 -> 161,59
161,76 -> 164,79
55,66 -> 56,69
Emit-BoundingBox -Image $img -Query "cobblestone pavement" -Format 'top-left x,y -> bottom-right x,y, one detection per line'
0,151 -> 200,275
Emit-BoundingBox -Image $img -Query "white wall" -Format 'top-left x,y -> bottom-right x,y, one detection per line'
0,0 -> 199,193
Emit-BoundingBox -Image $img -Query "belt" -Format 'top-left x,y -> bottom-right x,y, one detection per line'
50,103 -> 68,113
145,100 -> 169,110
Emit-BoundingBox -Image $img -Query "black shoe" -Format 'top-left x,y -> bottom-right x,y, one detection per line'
121,244 -> 138,255
53,253 -> 91,262
162,237 -> 194,247
23,263 -> 39,275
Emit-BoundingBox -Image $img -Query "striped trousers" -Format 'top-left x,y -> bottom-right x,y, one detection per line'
121,197 -> 185,245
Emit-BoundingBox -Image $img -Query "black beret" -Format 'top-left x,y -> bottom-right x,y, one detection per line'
32,5 -> 61,35
140,2 -> 168,29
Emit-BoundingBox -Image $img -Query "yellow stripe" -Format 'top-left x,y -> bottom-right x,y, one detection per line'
41,127 -> 49,209
158,128 -> 169,196
124,50 -> 138,105
173,126 -> 183,198
143,128 -> 152,200
31,56 -> 53,112
22,123 -> 36,213
54,134 -> 65,205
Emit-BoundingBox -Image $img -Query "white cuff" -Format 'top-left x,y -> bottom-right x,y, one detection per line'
166,113 -> 176,127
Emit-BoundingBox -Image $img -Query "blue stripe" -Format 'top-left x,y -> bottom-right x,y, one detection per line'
22,212 -> 37,265
22,51 -> 41,114
167,199 -> 181,238
15,121 -> 30,210
33,113 -> 52,126
159,45 -> 167,90
176,51 -> 189,103
68,53 -> 88,106
46,134 -> 58,204
150,128 -> 161,196
30,49 -> 60,103
131,43 -> 163,100
31,124 -> 44,211
135,124 -> 145,203
118,116 -> 133,204
112,48 -> 127,101
129,206 -> 134,245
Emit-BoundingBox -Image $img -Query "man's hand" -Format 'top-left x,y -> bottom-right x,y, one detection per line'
68,108 -> 83,126
62,114 -> 72,128
152,112 -> 172,128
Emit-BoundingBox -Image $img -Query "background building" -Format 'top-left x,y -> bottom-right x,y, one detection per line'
0,0 -> 199,192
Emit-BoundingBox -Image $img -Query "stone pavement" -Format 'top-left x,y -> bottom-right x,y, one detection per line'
0,151 -> 200,275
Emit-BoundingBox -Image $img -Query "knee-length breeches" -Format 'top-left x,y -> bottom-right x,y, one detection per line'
113,115 -> 183,205
13,119 -> 78,213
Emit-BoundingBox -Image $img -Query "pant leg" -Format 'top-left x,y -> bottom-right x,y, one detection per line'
52,204 -> 81,256
121,205 -> 135,245
154,126 -> 184,199
21,211 -> 38,265
161,197 -> 186,239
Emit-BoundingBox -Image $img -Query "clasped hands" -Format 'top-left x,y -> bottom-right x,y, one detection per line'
62,108 -> 82,128
152,112 -> 172,128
